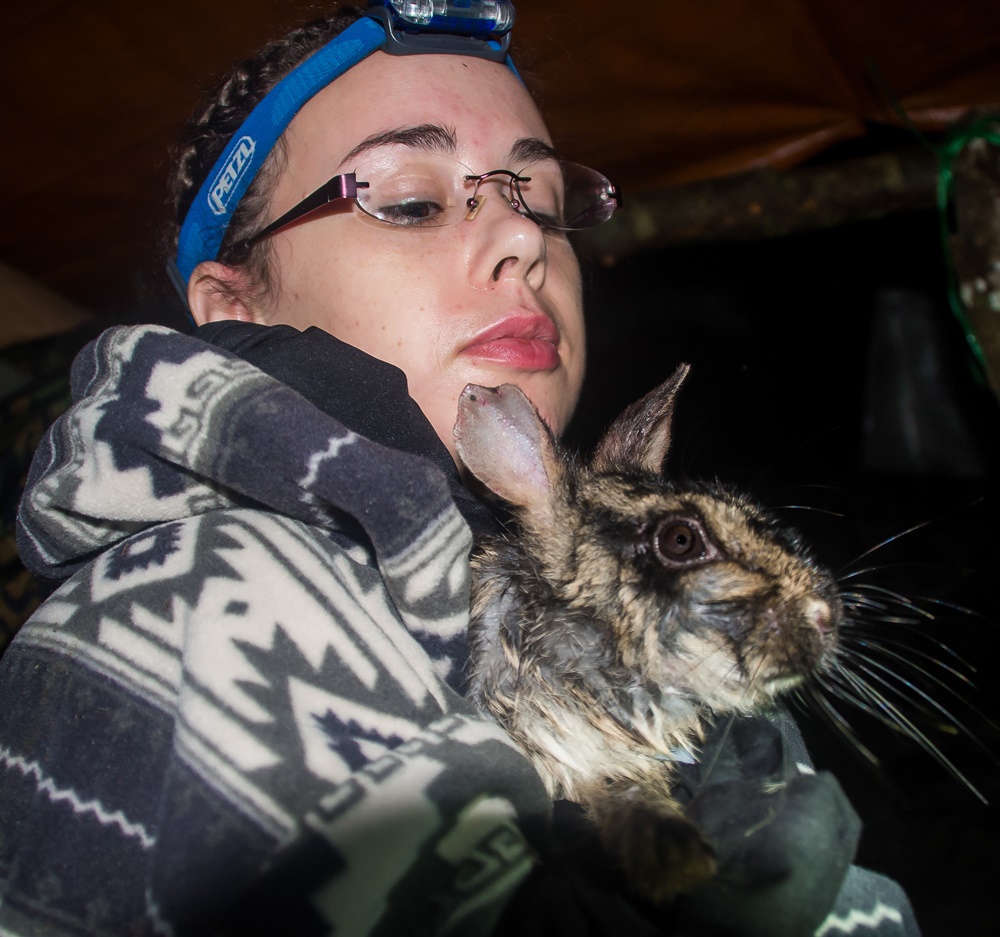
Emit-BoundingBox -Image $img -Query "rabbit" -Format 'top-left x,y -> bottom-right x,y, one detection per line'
453,364 -> 842,903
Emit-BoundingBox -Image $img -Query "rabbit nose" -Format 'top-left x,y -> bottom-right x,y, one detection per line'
805,598 -> 834,634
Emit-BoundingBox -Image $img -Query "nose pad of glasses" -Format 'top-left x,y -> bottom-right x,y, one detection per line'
465,191 -> 525,224
465,195 -> 486,221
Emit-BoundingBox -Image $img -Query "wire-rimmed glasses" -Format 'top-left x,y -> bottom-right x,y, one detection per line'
243,151 -> 619,248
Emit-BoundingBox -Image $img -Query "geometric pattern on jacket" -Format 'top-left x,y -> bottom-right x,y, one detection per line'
2,325 -> 550,935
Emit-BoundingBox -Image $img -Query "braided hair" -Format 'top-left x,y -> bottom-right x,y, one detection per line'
165,6 -> 363,300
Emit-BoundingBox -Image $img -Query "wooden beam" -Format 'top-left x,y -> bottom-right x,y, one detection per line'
574,145 -> 940,260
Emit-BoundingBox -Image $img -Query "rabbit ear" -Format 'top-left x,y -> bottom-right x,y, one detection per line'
592,363 -> 691,474
454,383 -> 561,523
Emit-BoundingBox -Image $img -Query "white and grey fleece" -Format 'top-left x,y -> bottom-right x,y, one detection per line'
2,323 -> 549,936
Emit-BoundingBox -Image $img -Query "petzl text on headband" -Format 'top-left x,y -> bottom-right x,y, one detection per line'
170,0 -> 517,301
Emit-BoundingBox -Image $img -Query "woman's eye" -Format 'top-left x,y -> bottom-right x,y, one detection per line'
516,170 -> 566,229
518,201 -> 563,228
377,199 -> 446,225
518,193 -> 564,228
362,165 -> 454,226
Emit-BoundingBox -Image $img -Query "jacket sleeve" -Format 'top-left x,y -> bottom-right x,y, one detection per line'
0,508 -> 551,937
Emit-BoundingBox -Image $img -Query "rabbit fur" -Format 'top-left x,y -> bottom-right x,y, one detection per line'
454,364 -> 842,902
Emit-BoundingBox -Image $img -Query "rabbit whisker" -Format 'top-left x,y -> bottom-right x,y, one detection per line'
842,583 -> 936,619
815,669 -> 889,726
841,592 -> 892,612
827,663 -> 988,803
858,614 -> 924,628
839,632 -> 978,686
893,593 -> 990,625
832,643 -> 997,742
773,504 -> 845,519
836,501 -> 981,575
842,611 -> 981,673
795,678 -> 881,767
695,710 -> 738,786
838,560 -> 976,583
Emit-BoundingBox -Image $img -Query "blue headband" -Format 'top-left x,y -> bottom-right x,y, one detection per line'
174,17 -> 385,287
172,8 -> 518,291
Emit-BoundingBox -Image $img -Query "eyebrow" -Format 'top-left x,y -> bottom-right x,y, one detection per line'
508,136 -> 560,166
340,124 -> 458,165
339,124 -> 560,169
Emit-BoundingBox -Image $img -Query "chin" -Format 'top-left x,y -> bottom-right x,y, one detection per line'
524,378 -> 580,438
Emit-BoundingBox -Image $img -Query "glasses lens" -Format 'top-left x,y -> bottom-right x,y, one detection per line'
353,153 -> 617,230
516,160 -> 618,230
355,154 -> 461,227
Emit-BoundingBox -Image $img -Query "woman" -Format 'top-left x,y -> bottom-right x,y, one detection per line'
0,5 -> 916,935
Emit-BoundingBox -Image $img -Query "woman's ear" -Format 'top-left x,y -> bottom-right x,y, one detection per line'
187,261 -> 259,326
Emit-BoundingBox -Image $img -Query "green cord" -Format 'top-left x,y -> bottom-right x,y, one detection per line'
936,116 -> 1000,384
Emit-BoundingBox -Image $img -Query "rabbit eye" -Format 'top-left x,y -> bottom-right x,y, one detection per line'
653,517 -> 716,567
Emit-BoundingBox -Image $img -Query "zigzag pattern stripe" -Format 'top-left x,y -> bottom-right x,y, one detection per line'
0,745 -> 156,849
816,901 -> 904,936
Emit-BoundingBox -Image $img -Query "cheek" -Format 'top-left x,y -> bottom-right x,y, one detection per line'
546,249 -> 587,429
270,226 -> 455,360
549,243 -> 585,332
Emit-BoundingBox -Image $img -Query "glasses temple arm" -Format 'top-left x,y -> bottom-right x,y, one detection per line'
245,174 -> 367,247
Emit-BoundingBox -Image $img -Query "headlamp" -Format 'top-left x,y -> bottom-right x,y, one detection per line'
370,1 -> 514,60
170,0 -> 519,303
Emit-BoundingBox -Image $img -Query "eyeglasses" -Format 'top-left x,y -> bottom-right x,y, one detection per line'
243,151 -> 619,247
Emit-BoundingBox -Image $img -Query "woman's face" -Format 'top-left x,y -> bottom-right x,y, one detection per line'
202,51 -> 585,463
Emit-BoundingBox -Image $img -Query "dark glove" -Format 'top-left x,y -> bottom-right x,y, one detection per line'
498,710 -> 860,937
670,712 -> 861,937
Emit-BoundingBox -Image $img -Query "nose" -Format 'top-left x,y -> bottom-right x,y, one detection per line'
465,187 -> 548,292
805,598 -> 835,635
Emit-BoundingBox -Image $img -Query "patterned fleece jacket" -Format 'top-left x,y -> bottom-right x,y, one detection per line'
1,322 -> 551,937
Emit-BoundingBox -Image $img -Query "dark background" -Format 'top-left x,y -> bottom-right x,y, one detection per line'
568,206 -> 1000,937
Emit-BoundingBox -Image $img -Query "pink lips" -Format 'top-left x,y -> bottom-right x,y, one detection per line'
461,314 -> 560,371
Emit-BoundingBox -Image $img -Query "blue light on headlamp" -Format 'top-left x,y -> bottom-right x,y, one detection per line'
371,1 -> 514,59
170,0 -> 517,301
376,0 -> 515,33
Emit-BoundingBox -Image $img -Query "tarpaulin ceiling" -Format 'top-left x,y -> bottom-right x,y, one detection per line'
523,0 -> 1000,186
3,0 -> 999,320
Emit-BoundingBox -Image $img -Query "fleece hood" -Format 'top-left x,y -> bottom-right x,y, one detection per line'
16,324 -> 486,677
